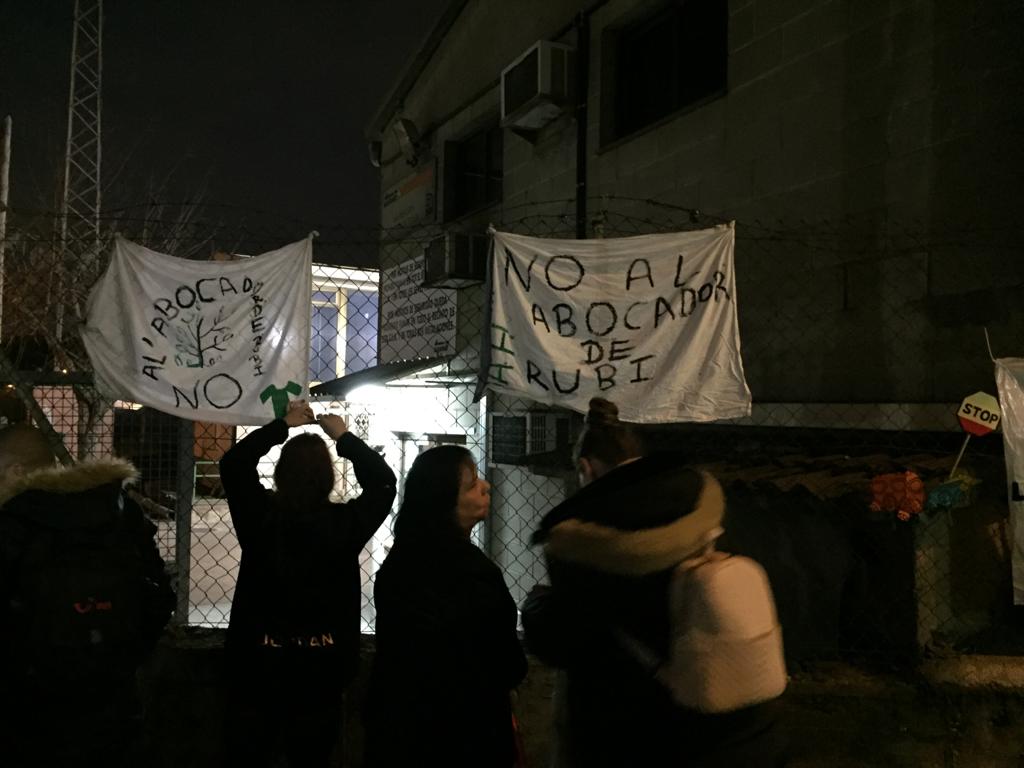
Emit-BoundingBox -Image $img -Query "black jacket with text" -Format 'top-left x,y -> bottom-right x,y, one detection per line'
220,419 -> 396,684
365,533 -> 528,768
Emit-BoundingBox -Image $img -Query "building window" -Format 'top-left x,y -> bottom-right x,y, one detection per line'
445,123 -> 503,220
346,289 -> 378,375
309,268 -> 380,385
604,0 -> 727,143
310,292 -> 340,384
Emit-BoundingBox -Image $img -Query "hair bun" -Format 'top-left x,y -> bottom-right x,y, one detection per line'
586,397 -> 620,427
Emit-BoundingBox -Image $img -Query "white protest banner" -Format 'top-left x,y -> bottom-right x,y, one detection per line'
995,358 -> 1024,604
82,236 -> 312,425
482,225 -> 752,423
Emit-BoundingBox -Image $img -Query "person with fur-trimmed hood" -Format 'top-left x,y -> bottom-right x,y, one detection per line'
522,398 -> 787,768
0,423 -> 174,768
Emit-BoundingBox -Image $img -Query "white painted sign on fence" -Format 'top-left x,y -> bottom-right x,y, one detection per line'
82,236 -> 312,425
481,225 -> 752,423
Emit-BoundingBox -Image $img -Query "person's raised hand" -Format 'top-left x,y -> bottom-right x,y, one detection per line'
283,399 -> 316,428
317,413 -> 348,441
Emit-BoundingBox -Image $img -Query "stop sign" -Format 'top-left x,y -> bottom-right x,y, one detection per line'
958,391 -> 1001,436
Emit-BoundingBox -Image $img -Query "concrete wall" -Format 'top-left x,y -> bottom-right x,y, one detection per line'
379,0 -> 1023,226
374,0 -> 1024,406
376,0 -> 582,177
584,1 -> 1021,221
488,464 -> 565,604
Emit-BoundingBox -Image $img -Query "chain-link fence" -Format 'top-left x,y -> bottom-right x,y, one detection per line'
1,197 -> 1021,668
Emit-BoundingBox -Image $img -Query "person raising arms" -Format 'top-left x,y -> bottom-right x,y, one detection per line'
220,399 -> 396,768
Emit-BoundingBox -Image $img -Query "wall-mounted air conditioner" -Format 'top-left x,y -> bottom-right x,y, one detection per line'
489,411 -> 572,464
423,232 -> 489,288
526,411 -> 571,454
500,40 -> 575,132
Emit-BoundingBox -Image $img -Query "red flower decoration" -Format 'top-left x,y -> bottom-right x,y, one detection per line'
870,471 -> 926,521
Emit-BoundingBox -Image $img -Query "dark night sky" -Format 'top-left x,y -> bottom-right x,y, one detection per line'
0,0 -> 450,231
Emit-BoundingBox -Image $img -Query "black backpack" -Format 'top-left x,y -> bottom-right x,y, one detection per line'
12,494 -> 171,679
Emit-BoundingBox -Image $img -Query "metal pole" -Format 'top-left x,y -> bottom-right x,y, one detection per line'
0,115 -> 10,340
55,2 -> 79,346
174,417 -> 195,625
94,1 -> 103,246
948,434 -> 971,481
60,0 -> 79,250
574,12 -> 590,240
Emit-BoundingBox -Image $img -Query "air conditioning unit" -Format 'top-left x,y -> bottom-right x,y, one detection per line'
501,40 -> 575,131
423,232 -> 489,288
526,411 -> 571,454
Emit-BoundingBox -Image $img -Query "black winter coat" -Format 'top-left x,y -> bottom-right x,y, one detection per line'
0,458 -> 174,768
220,419 -> 396,684
364,534 -> 528,768
523,453 -> 787,768
0,458 -> 173,672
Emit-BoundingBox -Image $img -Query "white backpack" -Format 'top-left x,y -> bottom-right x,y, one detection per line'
615,535 -> 787,714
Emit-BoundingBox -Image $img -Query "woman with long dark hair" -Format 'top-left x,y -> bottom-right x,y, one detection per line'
219,399 -> 396,768
364,444 -> 527,768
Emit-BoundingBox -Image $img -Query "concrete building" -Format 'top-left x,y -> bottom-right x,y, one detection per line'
365,0 -> 1024,648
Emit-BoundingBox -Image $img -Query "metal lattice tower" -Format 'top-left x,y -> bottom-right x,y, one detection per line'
60,0 -> 103,257
56,0 -> 103,346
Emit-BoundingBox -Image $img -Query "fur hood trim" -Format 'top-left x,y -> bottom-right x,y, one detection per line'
544,472 -> 725,577
0,458 -> 137,506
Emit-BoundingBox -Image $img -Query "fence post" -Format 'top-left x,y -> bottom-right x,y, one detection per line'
173,417 -> 195,625
0,115 -> 10,339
